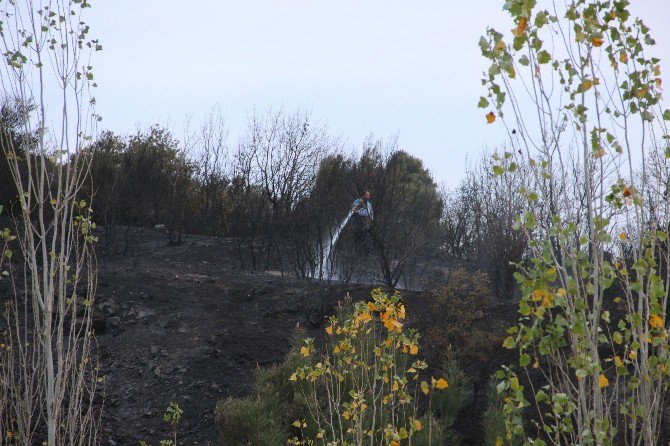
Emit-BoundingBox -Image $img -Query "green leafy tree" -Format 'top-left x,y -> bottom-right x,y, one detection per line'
368,148 -> 443,288
0,1 -> 102,444
480,0 -> 670,444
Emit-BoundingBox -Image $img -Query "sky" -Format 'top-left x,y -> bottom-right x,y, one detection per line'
85,1 -> 670,187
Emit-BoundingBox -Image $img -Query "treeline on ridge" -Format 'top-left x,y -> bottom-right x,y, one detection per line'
0,101 -> 526,295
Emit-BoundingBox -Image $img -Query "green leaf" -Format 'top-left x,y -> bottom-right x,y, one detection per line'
535,389 -> 549,403
493,165 -> 504,176
663,109 -> 670,120
502,336 -> 517,349
566,7 -> 578,21
519,353 -> 531,367
535,11 -> 548,28
478,97 -> 489,108
537,50 -> 551,64
479,36 -> 489,55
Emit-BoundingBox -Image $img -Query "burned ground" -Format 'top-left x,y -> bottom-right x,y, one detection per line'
92,229 -> 514,445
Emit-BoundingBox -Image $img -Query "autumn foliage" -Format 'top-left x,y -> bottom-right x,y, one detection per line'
289,289 -> 452,445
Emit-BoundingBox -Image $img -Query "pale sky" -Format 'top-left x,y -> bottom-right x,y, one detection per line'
85,1 -> 670,187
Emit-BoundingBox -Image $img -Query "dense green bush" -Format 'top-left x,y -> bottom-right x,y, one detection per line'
481,376 -> 522,446
430,359 -> 468,446
214,334 -> 309,445
425,268 -> 502,366
215,397 -> 286,446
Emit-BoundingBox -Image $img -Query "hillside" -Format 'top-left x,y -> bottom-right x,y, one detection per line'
92,228 -> 515,445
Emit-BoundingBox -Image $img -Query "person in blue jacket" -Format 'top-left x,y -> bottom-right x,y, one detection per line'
351,191 -> 373,256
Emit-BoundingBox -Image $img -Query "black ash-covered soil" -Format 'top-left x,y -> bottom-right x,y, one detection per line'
93,229 -> 515,445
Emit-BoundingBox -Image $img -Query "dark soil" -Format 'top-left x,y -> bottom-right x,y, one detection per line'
92,228 -> 516,445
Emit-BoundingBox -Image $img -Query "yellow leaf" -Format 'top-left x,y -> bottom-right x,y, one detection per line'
435,378 -> 449,389
592,37 -> 604,47
399,428 -> 408,439
413,419 -> 423,431
636,87 -> 648,98
512,17 -> 528,37
409,344 -> 418,355
316,431 -> 323,439
649,314 -> 664,329
391,441 -> 400,446
656,78 -> 662,88
614,356 -> 623,368
598,373 -> 609,388
583,79 -> 593,91
486,111 -> 496,124
619,232 -> 627,240
593,148 -> 606,159
421,380 -> 429,395
557,288 -> 567,297
325,325 -> 333,335
292,420 -> 301,428
629,350 -> 637,360
392,381 -> 399,391
342,411 -> 351,420
289,373 -> 297,381
300,346 -> 310,357
619,51 -> 628,63
495,436 -> 503,446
